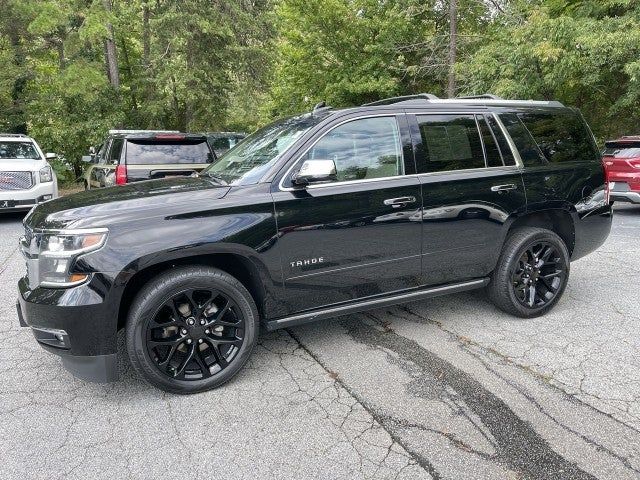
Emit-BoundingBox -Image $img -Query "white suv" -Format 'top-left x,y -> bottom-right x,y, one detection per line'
0,134 -> 58,211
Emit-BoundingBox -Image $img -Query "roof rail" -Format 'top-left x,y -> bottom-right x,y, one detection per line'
0,133 -> 28,138
362,93 -> 440,107
108,129 -> 180,135
457,94 -> 503,100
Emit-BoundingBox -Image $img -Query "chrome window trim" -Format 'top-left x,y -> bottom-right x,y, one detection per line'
490,113 -> 524,168
277,113 -> 405,192
415,164 -> 520,179
277,111 -> 525,192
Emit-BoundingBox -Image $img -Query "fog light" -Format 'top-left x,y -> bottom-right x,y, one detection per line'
42,194 -> 52,200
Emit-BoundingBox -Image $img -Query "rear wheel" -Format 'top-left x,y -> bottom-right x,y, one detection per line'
126,266 -> 259,394
487,227 -> 570,318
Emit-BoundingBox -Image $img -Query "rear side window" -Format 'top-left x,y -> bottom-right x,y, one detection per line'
485,115 -> 516,166
125,140 -> 212,165
109,139 -> 124,163
417,114 -> 485,172
477,116 -> 502,167
501,111 -> 599,165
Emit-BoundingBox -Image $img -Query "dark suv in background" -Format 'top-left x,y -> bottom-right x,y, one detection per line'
82,130 -> 215,189
18,94 -> 611,394
206,131 -> 247,157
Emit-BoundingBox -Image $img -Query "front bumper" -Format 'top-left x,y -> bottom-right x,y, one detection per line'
17,274 -> 119,383
0,180 -> 58,210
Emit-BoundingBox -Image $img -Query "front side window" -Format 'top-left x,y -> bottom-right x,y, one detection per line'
301,116 -> 404,182
417,114 -> 485,173
0,142 -> 40,160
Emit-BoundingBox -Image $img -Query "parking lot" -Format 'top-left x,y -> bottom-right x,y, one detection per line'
1,205 -> 639,480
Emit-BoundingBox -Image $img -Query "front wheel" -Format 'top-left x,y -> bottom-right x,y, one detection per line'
126,266 -> 259,394
487,227 -> 570,318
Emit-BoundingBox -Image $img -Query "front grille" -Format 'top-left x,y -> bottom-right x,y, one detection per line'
0,171 -> 33,190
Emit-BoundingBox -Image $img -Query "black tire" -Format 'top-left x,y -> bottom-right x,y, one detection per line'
487,227 -> 570,318
126,266 -> 259,394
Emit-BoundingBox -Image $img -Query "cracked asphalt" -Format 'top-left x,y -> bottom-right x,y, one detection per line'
1,205 -> 639,479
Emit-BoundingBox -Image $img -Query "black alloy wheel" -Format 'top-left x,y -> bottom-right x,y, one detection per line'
487,227 -> 570,318
126,266 -> 258,394
511,242 -> 565,308
146,288 -> 244,380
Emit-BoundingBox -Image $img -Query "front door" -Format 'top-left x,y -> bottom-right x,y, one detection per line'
272,114 -> 423,314
408,112 -> 527,286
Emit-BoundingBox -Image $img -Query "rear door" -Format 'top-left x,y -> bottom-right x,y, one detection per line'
272,113 -> 423,313
124,137 -> 214,182
408,111 -> 527,286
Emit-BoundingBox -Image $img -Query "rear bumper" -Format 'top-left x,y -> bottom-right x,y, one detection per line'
571,204 -> 612,261
17,274 -> 119,383
610,191 -> 640,204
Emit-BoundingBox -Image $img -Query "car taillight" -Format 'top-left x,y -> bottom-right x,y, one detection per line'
115,165 -> 128,185
601,158 -> 610,204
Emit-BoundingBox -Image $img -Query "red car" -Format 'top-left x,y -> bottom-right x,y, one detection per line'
603,136 -> 640,204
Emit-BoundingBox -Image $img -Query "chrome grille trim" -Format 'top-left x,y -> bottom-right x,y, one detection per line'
0,171 -> 33,190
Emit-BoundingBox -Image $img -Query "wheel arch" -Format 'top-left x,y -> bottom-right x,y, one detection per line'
504,208 -> 576,256
116,251 -> 268,331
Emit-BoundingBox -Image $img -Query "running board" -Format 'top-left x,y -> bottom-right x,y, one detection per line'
265,278 -> 490,331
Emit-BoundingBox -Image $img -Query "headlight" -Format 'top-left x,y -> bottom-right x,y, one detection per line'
39,165 -> 53,183
34,229 -> 107,287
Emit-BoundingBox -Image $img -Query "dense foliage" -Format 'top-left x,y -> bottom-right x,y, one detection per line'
0,0 -> 639,182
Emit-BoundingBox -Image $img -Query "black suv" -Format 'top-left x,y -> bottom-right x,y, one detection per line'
82,130 -> 215,189
17,94 -> 611,394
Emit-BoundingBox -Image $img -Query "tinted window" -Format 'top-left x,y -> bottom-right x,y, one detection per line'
125,140 -> 212,165
109,139 -> 124,163
603,143 -> 640,158
502,111 -> 599,165
303,116 -> 403,182
485,115 -> 516,166
0,142 -> 40,160
477,116 -> 502,167
500,113 -> 547,166
417,114 -> 485,172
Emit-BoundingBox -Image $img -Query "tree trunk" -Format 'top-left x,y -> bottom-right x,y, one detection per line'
103,0 -> 120,88
447,0 -> 457,98
142,2 -> 150,69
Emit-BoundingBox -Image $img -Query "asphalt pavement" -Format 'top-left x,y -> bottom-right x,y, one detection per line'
1,205 -> 639,479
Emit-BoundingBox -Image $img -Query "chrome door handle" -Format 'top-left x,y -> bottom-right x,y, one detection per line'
490,184 -> 517,193
383,196 -> 416,208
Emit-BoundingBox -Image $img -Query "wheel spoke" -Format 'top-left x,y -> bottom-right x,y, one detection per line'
146,286 -> 246,382
194,349 -> 212,378
539,276 -> 557,292
174,343 -> 195,377
158,343 -> 181,367
527,284 -> 536,306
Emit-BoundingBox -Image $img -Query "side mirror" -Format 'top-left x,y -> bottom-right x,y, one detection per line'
45,152 -> 57,160
89,146 -> 96,155
292,159 -> 337,186
81,155 -> 94,163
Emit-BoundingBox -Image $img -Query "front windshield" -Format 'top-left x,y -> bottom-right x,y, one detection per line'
202,114 -> 322,185
0,141 -> 40,160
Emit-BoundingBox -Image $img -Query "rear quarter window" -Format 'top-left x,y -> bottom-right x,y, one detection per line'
125,140 -> 212,165
501,111 -> 599,165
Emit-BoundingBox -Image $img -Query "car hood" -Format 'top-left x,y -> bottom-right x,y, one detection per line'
0,158 -> 46,171
25,176 -> 230,230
